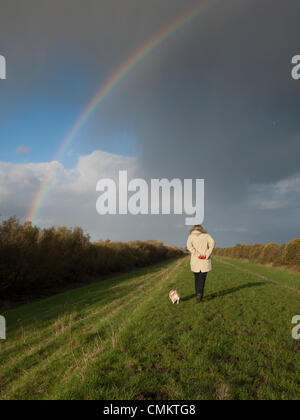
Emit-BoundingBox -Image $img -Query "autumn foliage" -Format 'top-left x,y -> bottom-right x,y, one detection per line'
214,239 -> 300,268
0,217 -> 183,304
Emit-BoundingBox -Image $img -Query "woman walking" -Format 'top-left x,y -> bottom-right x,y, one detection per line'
186,225 -> 215,303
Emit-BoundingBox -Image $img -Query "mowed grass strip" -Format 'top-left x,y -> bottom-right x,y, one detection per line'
0,257 -> 185,399
1,256 -> 300,400
214,256 -> 300,292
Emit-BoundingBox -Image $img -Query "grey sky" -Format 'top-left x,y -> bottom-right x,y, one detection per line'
0,0 -> 299,247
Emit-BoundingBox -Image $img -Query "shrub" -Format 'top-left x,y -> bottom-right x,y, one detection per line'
259,242 -> 281,264
248,244 -> 264,262
281,239 -> 300,266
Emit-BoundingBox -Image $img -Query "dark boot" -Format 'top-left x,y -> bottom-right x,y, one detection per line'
196,294 -> 202,303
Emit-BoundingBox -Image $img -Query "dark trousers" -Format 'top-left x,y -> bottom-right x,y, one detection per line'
194,271 -> 207,296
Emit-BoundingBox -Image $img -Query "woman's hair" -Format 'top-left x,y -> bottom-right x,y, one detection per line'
189,224 -> 207,234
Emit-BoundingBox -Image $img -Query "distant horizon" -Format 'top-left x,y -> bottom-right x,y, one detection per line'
1,213 -> 298,251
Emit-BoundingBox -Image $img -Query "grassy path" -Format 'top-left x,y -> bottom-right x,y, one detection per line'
0,256 -> 299,400
214,256 -> 300,294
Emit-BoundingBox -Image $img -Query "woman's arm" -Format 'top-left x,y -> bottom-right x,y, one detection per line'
205,234 -> 215,259
186,235 -> 198,256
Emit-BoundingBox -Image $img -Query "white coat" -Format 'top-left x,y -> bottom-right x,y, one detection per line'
186,231 -> 215,273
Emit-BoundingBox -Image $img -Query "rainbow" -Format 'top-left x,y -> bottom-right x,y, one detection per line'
27,0 -> 218,224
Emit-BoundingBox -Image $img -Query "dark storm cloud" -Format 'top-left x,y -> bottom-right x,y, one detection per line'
1,0 -> 299,245
0,0 -> 198,85
108,0 -> 300,244
71,0 -> 300,244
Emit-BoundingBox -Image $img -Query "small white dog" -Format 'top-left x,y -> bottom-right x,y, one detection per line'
169,289 -> 180,304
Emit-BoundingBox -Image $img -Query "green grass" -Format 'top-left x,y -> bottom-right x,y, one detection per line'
0,255 -> 299,400
214,256 -> 300,292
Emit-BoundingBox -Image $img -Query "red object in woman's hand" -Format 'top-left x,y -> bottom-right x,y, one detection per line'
198,255 -> 206,259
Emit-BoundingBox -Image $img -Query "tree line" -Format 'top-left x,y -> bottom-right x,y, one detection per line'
0,217 -> 183,306
214,239 -> 300,268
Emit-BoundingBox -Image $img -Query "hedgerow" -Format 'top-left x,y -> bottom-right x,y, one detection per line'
0,217 -> 183,304
214,239 -> 300,268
